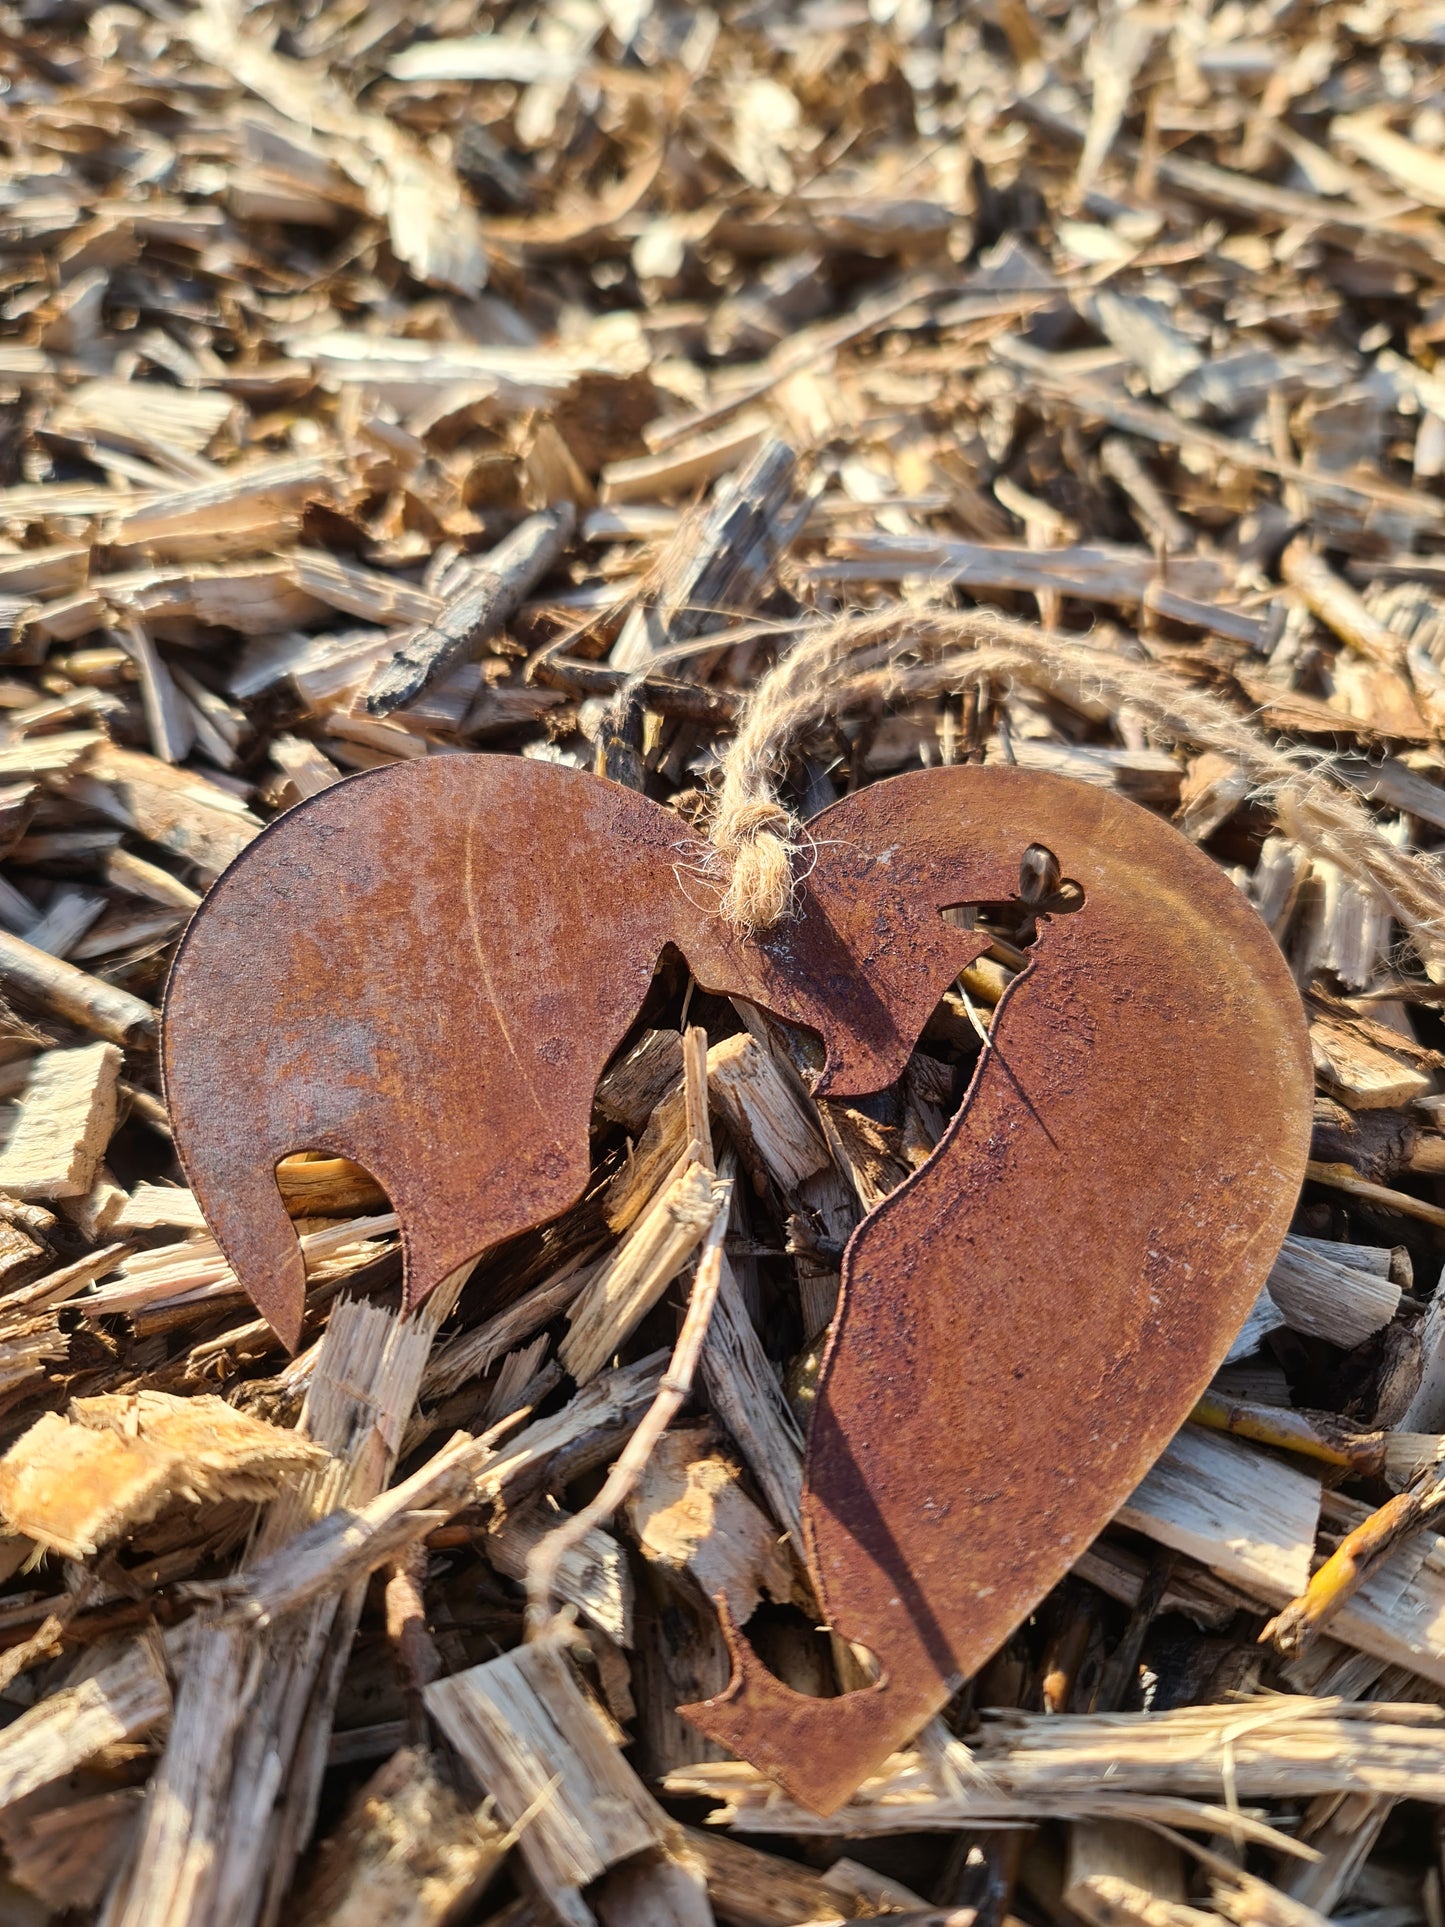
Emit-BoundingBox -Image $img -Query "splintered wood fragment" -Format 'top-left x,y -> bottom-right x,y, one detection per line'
365,505 -> 576,715
610,439 -> 799,671
1224,1286 -> 1289,1364
67,742 -> 260,876
1383,1433 -> 1445,1490
700,1243 -> 806,1554
270,733 -> 345,802
48,380 -> 235,456
212,1424 -> 503,1625
593,1848 -> 715,1927
0,783 -> 37,860
0,1217 -> 45,1291
1310,1016 -> 1431,1110
106,454 -> 336,548
111,1182 -> 205,1230
424,1638 -> 668,1923
626,1426 -> 799,1623
1098,437 -> 1192,552
599,408 -> 772,504
1282,536 -> 1413,672
76,1210 -> 396,1319
107,847 -> 203,911
669,1693 -> 1445,1827
487,1498 -> 634,1644
294,1746 -> 507,1927
594,1028 -> 685,1134
117,617 -> 194,766
1065,1823 -> 1196,1927
275,1153 -> 389,1218
530,1044 -> 728,1629
604,1081 -> 689,1231
1395,1291 -> 1445,1432
191,14 -> 487,297
288,551 -> 441,627
0,1041 -> 120,1199
0,930 -> 156,1045
818,1098 -> 912,1213
2,1241 -> 124,1313
1067,1876 -> 1215,1927
0,729 -> 104,781
23,887 -> 106,960
562,1158 -> 720,1381
1116,1423 -> 1321,1601
0,1390 -> 329,1558
807,536 -> 1228,607
1265,1234 -> 1402,1348
0,1631 -> 171,1811
1074,1534 -> 1252,1630
0,1309 -> 65,1411
111,1286 -> 468,1927
707,1031 -> 831,1194
0,1785 -> 143,1913
213,1359 -> 662,1625
1306,1159 -> 1445,1230
421,1252 -> 599,1401
681,1826 -> 888,1926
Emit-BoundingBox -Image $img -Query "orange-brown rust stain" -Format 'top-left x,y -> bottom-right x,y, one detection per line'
162,758 -> 1311,1815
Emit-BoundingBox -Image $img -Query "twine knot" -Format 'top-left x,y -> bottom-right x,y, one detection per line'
709,795 -> 803,934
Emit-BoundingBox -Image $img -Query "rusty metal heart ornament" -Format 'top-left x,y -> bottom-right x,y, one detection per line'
162,757 -> 1312,1815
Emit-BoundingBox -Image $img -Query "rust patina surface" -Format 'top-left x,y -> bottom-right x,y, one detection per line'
163,757 -> 1312,1815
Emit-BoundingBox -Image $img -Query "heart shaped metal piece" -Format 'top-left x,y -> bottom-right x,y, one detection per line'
162,758 -> 1312,1814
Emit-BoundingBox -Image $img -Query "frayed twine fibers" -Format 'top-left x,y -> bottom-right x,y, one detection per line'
705,607 -> 1445,961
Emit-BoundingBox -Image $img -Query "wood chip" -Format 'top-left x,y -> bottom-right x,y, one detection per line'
0,1042 -> 120,1199
425,1638 -> 667,1923
0,1391 -> 329,1558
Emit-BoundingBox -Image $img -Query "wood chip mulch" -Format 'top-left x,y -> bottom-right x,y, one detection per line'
7,1 -> 1445,1921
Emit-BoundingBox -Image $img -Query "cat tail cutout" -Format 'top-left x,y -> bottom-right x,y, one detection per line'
679,1593 -> 948,1815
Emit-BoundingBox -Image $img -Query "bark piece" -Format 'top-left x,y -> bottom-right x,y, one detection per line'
610,439 -> 799,671
364,505 -> 576,715
487,1498 -> 634,1645
0,931 -> 156,1045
